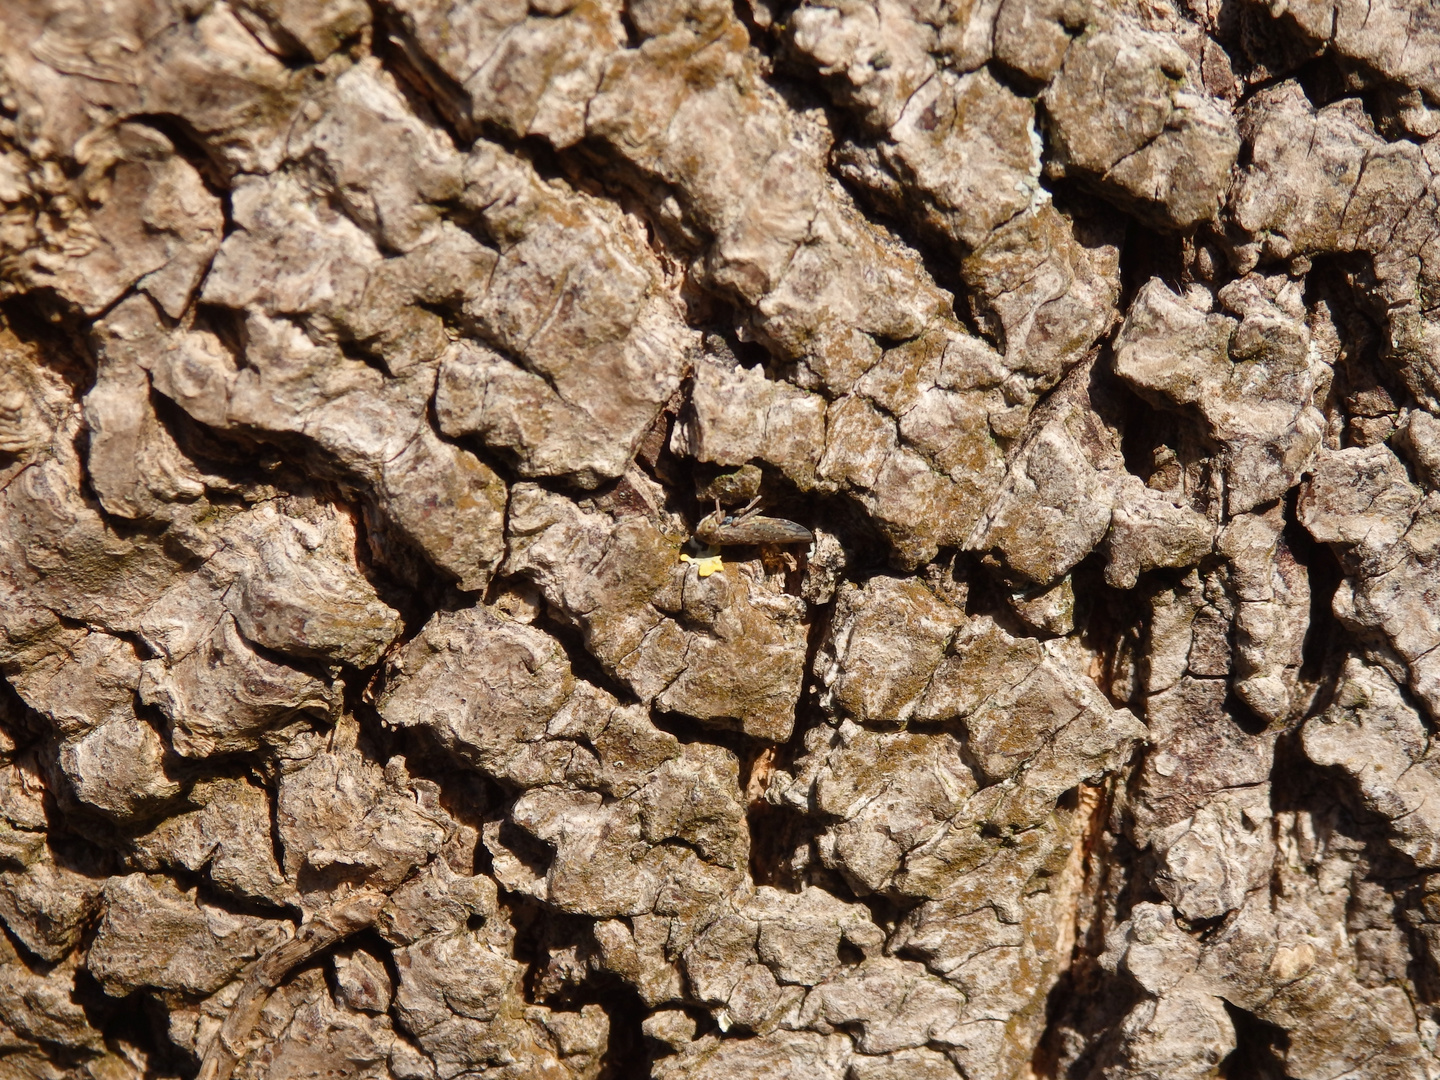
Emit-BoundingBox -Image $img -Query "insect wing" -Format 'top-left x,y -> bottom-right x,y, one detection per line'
711,515 -> 813,544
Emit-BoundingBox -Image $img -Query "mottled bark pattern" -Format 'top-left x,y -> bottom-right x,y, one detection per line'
0,0 -> 1439,1076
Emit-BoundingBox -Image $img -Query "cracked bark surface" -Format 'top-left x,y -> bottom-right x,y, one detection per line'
1,0 -> 1440,1076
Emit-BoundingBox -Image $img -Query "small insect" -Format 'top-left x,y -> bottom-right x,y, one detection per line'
694,497 -> 814,546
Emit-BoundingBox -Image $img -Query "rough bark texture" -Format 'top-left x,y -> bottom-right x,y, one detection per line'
0,0 -> 1439,1076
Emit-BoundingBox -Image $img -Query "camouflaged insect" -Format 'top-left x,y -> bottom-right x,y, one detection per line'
694,498 -> 814,546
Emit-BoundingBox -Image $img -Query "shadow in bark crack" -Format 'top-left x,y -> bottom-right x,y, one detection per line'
1219,1001 -> 1290,1080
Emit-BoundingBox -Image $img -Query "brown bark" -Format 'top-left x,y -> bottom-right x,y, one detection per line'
1,0 -> 1439,1076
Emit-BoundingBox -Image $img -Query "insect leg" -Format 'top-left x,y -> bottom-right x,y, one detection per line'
733,496 -> 763,523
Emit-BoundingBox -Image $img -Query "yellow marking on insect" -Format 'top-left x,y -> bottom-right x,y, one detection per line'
679,546 -> 724,578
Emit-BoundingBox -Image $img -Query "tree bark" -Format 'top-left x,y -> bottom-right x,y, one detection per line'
1,0 -> 1439,1076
